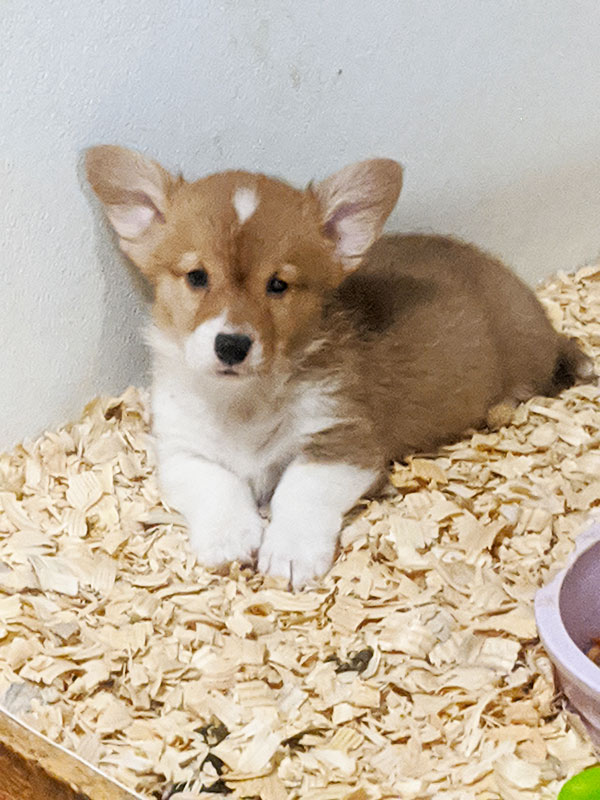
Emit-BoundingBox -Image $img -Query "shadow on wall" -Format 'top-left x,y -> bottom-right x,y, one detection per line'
76,153 -> 152,391
396,152 -> 600,281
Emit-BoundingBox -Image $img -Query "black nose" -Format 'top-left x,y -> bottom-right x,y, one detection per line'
214,333 -> 253,366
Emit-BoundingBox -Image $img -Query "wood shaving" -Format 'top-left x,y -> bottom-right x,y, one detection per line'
1,266 -> 600,798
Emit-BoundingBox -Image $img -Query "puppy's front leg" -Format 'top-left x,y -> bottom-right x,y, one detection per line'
258,459 -> 379,590
158,452 -> 264,568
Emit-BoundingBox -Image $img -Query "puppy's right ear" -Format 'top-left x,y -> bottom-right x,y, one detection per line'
315,158 -> 402,273
85,145 -> 174,270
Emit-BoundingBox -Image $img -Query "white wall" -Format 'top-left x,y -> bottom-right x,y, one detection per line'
2,0 -> 600,448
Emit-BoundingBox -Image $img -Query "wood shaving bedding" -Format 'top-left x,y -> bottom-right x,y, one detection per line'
1,266 -> 600,799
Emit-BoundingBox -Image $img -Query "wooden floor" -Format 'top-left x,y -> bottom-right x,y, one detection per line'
0,741 -> 89,800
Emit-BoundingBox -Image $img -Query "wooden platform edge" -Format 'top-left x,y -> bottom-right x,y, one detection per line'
0,706 -> 142,800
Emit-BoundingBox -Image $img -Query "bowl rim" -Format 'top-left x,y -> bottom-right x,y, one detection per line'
535,522 -> 600,693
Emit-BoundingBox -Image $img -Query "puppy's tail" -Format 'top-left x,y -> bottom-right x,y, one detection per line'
548,335 -> 595,394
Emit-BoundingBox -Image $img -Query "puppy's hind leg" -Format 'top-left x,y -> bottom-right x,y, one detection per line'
486,400 -> 517,431
485,381 -> 537,430
487,336 -> 596,431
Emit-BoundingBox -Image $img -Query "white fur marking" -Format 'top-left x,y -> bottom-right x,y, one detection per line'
179,251 -> 200,271
258,461 -> 379,589
233,187 -> 259,225
148,324 -> 359,585
294,381 -> 341,438
158,451 -> 264,566
183,313 -> 229,372
149,326 -> 346,505
182,313 -> 263,375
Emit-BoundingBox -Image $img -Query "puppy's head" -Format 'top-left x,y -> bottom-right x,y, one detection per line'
86,146 -> 402,378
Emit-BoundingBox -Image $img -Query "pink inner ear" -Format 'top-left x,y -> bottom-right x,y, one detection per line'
322,202 -> 363,240
107,192 -> 165,240
324,202 -> 376,260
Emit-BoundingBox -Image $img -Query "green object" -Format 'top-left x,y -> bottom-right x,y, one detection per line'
559,767 -> 600,799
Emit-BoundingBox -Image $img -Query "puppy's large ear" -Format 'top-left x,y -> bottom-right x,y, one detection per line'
85,145 -> 174,270
314,159 -> 402,272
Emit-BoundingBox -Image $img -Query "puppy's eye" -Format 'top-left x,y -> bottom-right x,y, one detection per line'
266,275 -> 288,295
186,269 -> 209,289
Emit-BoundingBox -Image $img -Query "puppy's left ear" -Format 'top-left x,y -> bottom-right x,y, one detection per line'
314,159 -> 402,272
85,145 -> 175,272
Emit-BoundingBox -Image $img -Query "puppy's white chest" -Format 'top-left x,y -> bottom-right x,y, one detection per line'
206,405 -> 296,502
152,371 -> 338,504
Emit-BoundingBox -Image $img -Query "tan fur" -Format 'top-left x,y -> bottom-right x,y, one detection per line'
86,146 -> 590,473
303,233 -> 591,469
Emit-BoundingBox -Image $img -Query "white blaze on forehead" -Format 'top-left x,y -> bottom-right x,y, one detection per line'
179,251 -> 200,271
233,186 -> 259,225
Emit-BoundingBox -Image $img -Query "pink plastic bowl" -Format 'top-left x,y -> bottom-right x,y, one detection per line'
535,523 -> 600,745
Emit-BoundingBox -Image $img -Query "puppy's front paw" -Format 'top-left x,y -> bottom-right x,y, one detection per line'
258,520 -> 337,590
187,502 -> 264,569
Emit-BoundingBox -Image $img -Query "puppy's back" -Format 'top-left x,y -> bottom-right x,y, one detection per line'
331,234 -> 585,458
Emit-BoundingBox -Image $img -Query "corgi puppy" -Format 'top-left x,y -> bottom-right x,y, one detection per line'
86,146 -> 591,589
